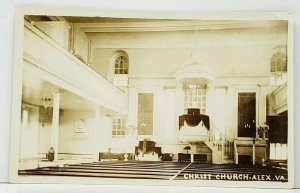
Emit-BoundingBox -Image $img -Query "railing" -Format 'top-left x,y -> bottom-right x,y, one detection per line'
256,125 -> 269,140
210,123 -> 234,163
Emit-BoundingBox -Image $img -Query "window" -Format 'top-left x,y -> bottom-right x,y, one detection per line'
114,55 -> 128,74
184,85 -> 206,114
270,46 -> 288,85
138,93 -> 153,135
270,143 -> 288,160
271,52 -> 287,73
112,119 -> 127,137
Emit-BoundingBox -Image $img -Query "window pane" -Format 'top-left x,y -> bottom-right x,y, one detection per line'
112,118 -> 126,136
138,93 -> 153,135
114,55 -> 129,75
276,58 -> 282,71
271,52 -> 287,73
271,60 -> 276,72
282,59 -> 287,71
184,85 -> 206,114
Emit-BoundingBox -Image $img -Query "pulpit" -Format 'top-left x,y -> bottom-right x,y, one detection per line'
179,108 -> 210,130
179,108 -> 210,143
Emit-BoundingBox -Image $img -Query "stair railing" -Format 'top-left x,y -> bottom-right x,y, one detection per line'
210,122 -> 234,163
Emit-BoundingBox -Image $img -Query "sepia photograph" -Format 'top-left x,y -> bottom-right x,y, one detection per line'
9,7 -> 294,188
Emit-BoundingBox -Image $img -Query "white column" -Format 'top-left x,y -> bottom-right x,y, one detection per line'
92,108 -> 101,161
175,83 -> 184,144
206,85 -> 215,140
191,153 -> 194,163
259,86 -> 267,125
164,87 -> 177,144
253,143 -> 256,165
51,92 -> 60,161
128,87 -> 138,129
155,87 -> 164,142
226,86 -> 235,140
175,83 -> 185,116
19,107 -> 29,157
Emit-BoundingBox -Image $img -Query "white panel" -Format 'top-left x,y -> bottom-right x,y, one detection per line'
214,88 -> 226,134
58,110 -> 94,154
164,88 -> 177,141
99,116 -> 113,152
38,122 -> 51,153
20,105 -> 39,158
34,21 -> 70,50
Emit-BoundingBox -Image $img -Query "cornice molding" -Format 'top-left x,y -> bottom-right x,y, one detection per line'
76,20 -> 285,33
91,38 -> 285,49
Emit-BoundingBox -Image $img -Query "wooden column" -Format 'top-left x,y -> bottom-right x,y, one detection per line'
92,108 -> 101,161
51,92 -> 60,161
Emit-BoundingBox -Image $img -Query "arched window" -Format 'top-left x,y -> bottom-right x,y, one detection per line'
114,55 -> 128,74
270,46 -> 288,86
270,46 -> 287,73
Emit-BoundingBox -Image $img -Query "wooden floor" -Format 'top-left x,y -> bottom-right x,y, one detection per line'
18,161 -> 288,181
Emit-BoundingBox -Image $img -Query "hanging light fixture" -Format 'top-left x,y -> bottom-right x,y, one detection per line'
41,96 -> 52,109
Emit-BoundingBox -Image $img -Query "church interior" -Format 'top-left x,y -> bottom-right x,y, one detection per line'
16,15 -> 289,181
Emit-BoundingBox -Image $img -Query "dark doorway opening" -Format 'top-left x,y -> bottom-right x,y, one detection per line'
238,92 -> 256,137
238,155 -> 253,166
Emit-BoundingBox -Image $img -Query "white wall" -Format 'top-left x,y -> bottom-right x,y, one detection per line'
57,109 -> 113,155
59,110 -> 94,154
73,26 -> 89,63
163,88 -> 178,143
38,122 -> 51,154
20,104 -> 39,158
34,21 -> 70,50
214,88 -> 226,135
90,25 -> 287,79
98,115 -> 113,152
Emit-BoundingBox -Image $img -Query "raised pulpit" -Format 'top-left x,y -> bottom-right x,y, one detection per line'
179,108 -> 210,130
179,108 -> 210,143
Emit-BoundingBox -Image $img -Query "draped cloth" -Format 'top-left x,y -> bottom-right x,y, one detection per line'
267,115 -> 287,143
179,108 -> 210,130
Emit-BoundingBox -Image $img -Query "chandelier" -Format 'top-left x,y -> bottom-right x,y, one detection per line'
41,96 -> 52,109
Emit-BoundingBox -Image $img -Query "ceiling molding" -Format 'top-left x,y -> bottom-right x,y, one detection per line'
47,16 -> 68,22
76,20 -> 286,33
91,38 -> 286,49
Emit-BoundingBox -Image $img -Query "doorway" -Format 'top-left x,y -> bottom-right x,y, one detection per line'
238,92 -> 256,138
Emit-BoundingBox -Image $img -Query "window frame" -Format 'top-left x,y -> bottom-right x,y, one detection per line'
112,118 -> 127,138
114,54 -> 129,75
270,52 -> 287,73
184,84 -> 206,114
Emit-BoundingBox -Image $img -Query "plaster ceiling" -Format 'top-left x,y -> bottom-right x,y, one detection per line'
25,15 -> 287,33
22,69 -> 99,111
